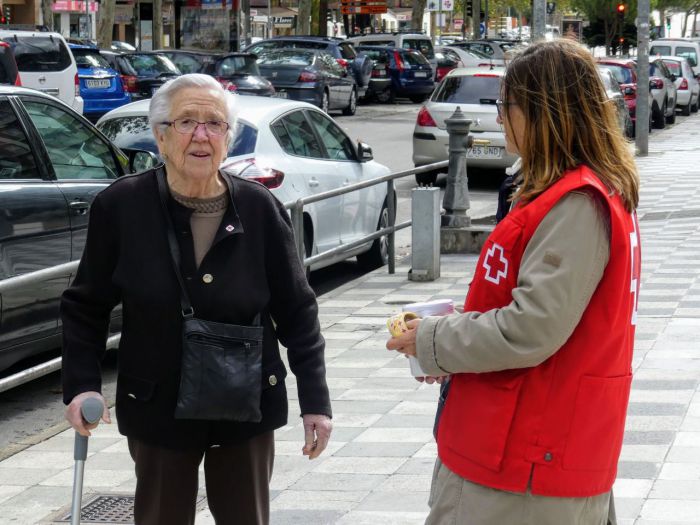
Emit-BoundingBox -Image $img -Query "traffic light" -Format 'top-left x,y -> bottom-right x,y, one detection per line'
1,5 -> 10,24
616,3 -> 625,21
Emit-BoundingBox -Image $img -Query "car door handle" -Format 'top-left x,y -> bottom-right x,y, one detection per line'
69,201 -> 90,216
309,178 -> 319,188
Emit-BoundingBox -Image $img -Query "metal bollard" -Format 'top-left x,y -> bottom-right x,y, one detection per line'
409,187 -> 441,282
442,107 -> 472,229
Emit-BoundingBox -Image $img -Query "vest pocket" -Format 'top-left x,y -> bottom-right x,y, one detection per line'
442,373 -> 525,472
562,374 -> 633,471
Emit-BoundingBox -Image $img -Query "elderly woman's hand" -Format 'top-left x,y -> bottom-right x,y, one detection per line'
302,414 -> 332,460
65,391 -> 111,437
386,318 -> 421,357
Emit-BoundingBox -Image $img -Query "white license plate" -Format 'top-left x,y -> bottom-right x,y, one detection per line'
86,79 -> 110,89
272,91 -> 287,99
467,146 -> 503,159
414,71 -> 428,78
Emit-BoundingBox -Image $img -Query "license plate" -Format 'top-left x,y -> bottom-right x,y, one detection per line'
86,79 -> 110,89
414,71 -> 428,78
467,146 -> 503,159
272,91 -> 287,99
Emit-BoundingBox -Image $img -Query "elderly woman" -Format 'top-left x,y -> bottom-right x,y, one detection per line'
387,39 -> 640,525
62,74 -> 332,525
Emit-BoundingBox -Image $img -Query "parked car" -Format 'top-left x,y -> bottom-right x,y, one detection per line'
255,48 -> 357,114
412,67 -> 518,185
436,45 -> 501,68
0,85 -> 150,372
96,95 -> 392,271
155,49 -> 220,74
597,58 -> 653,134
597,66 -> 633,138
449,39 -> 523,63
0,30 -> 83,113
346,32 -> 438,76
209,52 -> 275,96
650,38 -> 700,76
659,55 -> 700,115
111,40 -> 136,52
435,49 -> 461,82
0,41 -> 20,85
354,45 -> 435,103
69,44 -> 131,122
649,57 -> 678,127
245,36 -> 372,99
100,50 -> 182,101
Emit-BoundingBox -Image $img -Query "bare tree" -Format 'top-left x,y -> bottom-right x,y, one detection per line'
96,0 -> 116,49
411,0 -> 427,30
297,0 -> 311,34
153,0 -> 163,49
41,0 -> 53,31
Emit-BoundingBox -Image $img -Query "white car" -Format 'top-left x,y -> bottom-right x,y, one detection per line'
437,45 -> 505,68
412,67 -> 518,185
96,96 -> 392,271
0,30 -> 83,114
658,55 -> 700,115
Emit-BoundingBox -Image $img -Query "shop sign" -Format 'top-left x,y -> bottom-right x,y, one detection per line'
274,16 -> 294,27
52,0 -> 98,12
252,15 -> 268,22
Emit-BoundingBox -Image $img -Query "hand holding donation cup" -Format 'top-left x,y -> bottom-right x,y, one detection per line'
386,299 -> 454,377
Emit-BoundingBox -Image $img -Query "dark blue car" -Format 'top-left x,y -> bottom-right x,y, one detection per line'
69,44 -> 131,121
355,45 -> 434,103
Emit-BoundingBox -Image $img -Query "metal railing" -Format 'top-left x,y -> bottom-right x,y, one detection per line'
0,159 -> 449,392
285,160 -> 448,274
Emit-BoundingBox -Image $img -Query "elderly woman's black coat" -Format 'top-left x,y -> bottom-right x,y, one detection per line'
61,166 -> 331,450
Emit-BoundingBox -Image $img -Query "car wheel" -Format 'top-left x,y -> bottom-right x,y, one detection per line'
410,94 -> 429,103
321,90 -> 330,114
666,100 -> 676,124
415,169 -> 438,185
691,96 -> 699,113
682,103 -> 691,116
342,88 -> 357,116
653,101 -> 666,129
357,204 -> 390,270
376,87 -> 395,104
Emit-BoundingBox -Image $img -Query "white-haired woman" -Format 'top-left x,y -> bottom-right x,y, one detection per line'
62,74 -> 332,525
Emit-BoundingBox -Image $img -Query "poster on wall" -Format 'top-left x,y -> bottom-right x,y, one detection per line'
140,19 -> 153,50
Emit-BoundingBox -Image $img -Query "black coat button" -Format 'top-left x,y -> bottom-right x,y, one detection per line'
544,452 -> 553,462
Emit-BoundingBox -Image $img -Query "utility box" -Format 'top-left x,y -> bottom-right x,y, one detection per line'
409,187 -> 441,282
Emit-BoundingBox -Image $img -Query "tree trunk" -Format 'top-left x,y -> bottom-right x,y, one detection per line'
693,9 -> 699,37
411,0 -> 426,30
242,0 -> 251,47
311,0 -> 320,33
153,0 -> 163,49
319,0 -> 328,36
604,17 -> 612,56
96,0 -> 116,49
297,0 -> 311,34
659,7 -> 666,37
41,0 -> 53,31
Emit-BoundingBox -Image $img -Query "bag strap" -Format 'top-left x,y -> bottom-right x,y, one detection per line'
155,168 -> 195,319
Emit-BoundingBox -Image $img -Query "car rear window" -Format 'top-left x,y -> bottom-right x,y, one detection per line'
432,74 -> 501,103
0,43 -> 18,84
257,49 -> 314,66
73,49 -> 111,69
598,64 -> 633,84
216,55 -> 260,75
402,50 -> 429,66
339,43 -> 357,60
124,54 -> 180,75
676,46 -> 698,67
662,59 -> 682,76
358,49 -> 388,64
403,39 -> 434,59
4,36 -> 72,72
650,45 -> 672,56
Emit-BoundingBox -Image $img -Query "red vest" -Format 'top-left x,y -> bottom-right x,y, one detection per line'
437,165 -> 641,497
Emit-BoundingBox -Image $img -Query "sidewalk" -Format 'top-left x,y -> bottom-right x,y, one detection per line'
2,118 -> 700,524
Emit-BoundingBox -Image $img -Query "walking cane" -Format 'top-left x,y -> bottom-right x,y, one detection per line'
70,397 -> 104,525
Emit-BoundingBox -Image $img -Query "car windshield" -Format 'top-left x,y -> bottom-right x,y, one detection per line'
257,49 -> 315,66
677,47 -> 698,67
358,49 -> 388,64
97,116 -> 258,158
73,50 -> 111,69
3,36 -> 71,72
662,60 -> 682,76
598,70 -> 616,92
650,45 -> 672,56
432,74 -> 501,103
124,54 -> 180,75
216,55 -> 260,75
598,64 -> 633,84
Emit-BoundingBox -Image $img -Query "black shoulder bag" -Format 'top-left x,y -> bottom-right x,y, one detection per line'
156,170 -> 263,422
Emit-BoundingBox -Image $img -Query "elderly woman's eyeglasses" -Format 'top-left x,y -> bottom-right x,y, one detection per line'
495,100 -> 516,119
162,118 -> 230,136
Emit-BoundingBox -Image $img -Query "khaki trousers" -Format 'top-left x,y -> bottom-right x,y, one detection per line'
127,432 -> 274,525
426,459 -> 616,525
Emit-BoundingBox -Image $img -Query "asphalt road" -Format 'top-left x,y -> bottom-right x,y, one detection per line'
0,101 -> 501,458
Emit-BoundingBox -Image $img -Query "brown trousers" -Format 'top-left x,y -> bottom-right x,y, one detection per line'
127,432 -> 274,525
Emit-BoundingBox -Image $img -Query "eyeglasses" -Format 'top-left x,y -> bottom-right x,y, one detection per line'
161,118 -> 230,136
495,100 -> 516,119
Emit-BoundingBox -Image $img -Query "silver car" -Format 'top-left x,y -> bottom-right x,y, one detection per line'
659,55 -> 700,115
649,58 -> 678,128
412,67 -> 518,185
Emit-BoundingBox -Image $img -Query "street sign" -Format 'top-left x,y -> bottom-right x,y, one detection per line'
441,0 -> 453,11
340,0 -> 387,14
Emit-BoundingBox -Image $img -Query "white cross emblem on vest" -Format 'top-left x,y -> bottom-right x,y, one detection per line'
482,243 -> 509,285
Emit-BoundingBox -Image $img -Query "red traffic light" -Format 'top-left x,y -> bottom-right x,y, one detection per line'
617,3 -> 625,12
0,16 -> 5,24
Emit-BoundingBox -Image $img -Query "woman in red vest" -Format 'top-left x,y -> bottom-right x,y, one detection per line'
387,39 -> 641,524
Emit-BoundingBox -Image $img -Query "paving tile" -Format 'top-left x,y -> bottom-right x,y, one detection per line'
313,457 -> 407,475
619,445 -> 669,463
354,490 -> 430,512
612,478 -> 653,498
371,414 -> 435,428
623,431 -> 676,445
269,509 -> 346,524
659,463 -> 700,480
39,468 -> 135,488
271,489 -> 368,511
290,473 -> 387,492
333,442 -> 423,458
334,510 -> 427,525
354,427 -> 433,443
641,499 -> 700,521
617,461 -> 661,479
612,496 -> 644,520
667,446 -> 700,463
649,479 -> 700,500
0,467 -> 64,486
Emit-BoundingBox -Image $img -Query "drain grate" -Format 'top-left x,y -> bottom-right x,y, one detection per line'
58,495 -> 135,523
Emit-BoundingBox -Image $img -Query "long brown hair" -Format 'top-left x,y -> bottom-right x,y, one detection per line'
501,39 -> 639,211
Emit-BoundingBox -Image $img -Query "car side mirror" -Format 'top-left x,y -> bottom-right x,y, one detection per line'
126,149 -> 160,173
357,142 -> 373,162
